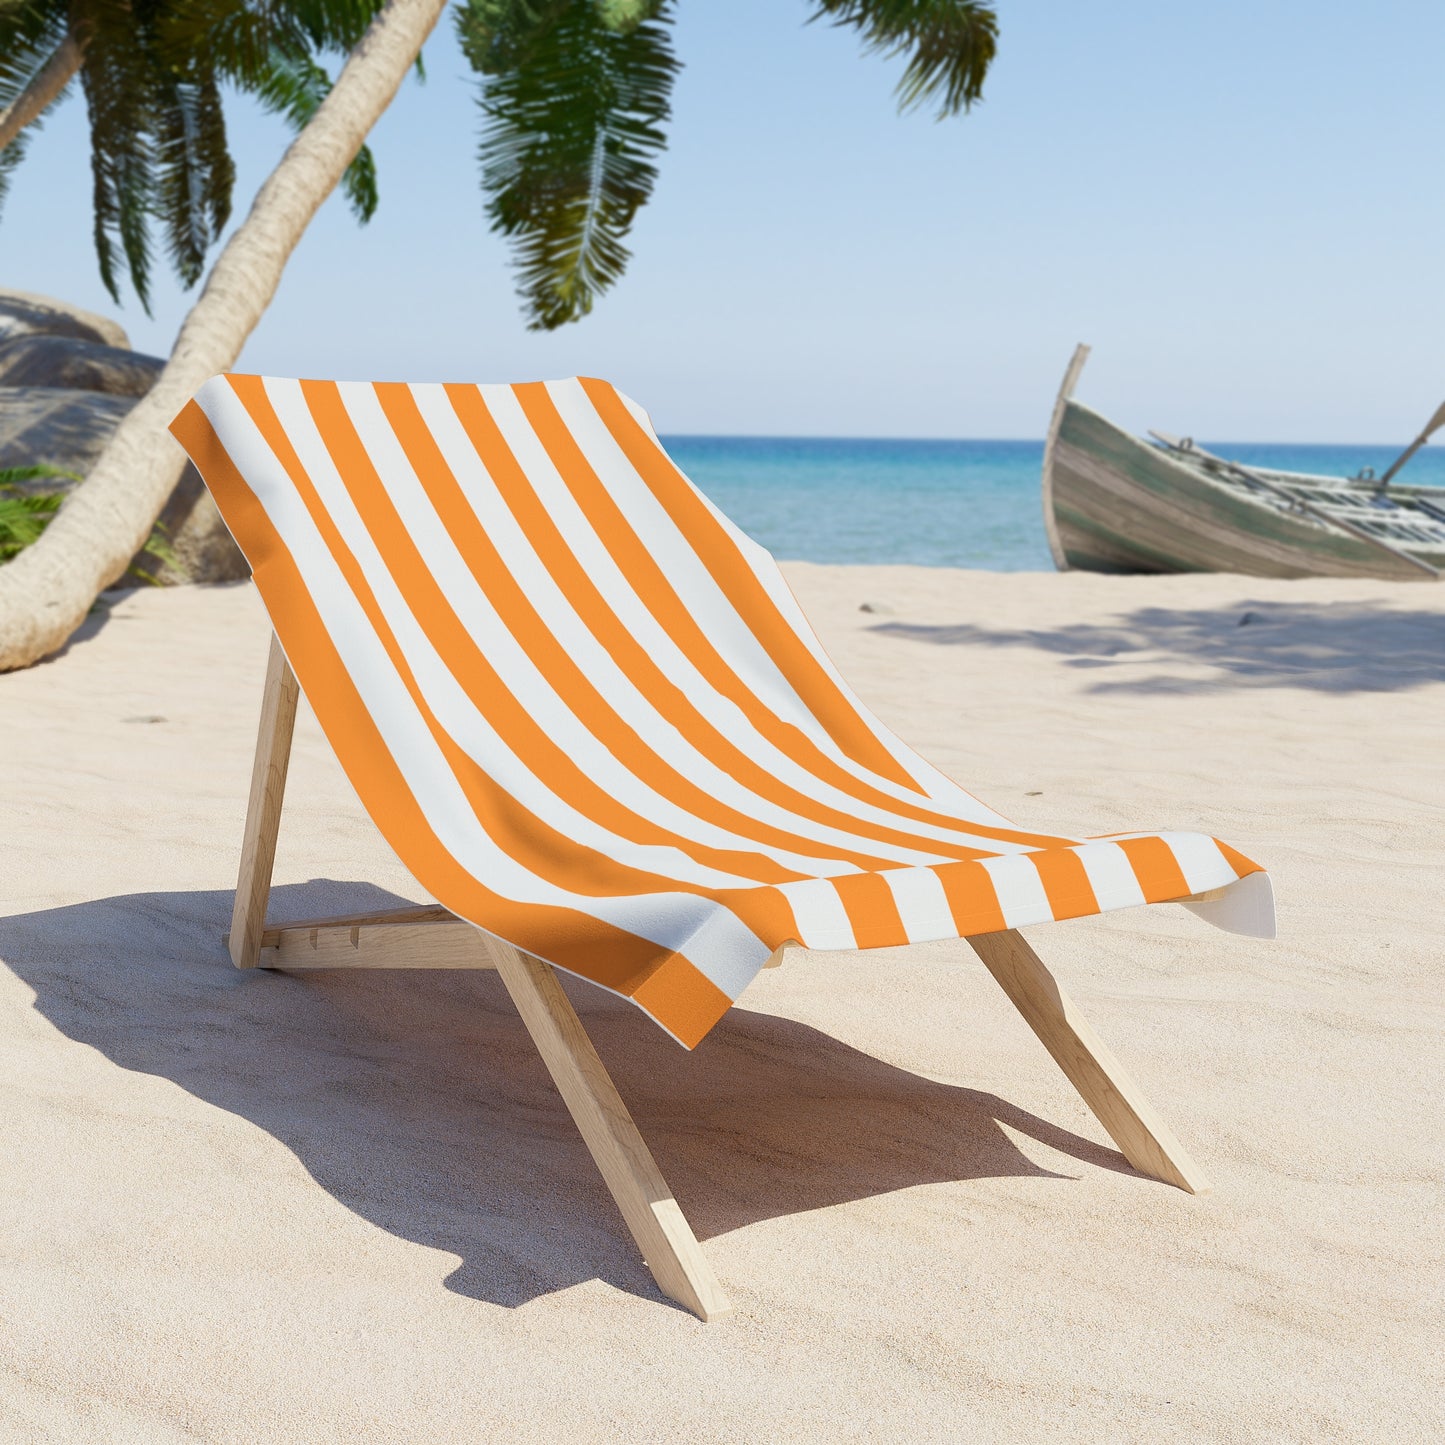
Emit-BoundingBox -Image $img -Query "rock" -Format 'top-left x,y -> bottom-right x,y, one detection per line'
0,287 -> 130,350
0,386 -> 249,587
0,386 -> 134,478
859,601 -> 894,615
0,334 -> 164,397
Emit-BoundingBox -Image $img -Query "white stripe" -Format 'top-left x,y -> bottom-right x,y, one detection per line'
881,866 -> 959,944
977,854 -> 1054,929
773,878 -> 857,949
1158,831 -> 1238,894
1076,842 -> 1148,911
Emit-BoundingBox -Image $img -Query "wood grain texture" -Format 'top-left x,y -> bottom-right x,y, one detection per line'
1040,343 -> 1092,571
255,904 -> 455,940
229,634 -> 299,969
487,940 -> 732,1322
1049,401 -> 1443,580
259,918 -> 494,971
967,930 -> 1211,1195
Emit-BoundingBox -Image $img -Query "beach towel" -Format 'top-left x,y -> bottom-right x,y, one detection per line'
171,374 -> 1272,1048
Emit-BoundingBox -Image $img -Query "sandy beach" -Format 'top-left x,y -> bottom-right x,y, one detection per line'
2,565 -> 1442,1442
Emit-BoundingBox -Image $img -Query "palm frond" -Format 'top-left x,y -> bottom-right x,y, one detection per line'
458,0 -> 680,330
0,4 -> 72,222
0,472 -> 177,576
76,0 -> 159,309
0,3 -> 69,101
157,0 -> 381,226
811,0 -> 998,118
0,116 -> 32,218
246,47 -> 379,222
284,0 -> 388,53
0,480 -> 64,563
152,70 -> 236,287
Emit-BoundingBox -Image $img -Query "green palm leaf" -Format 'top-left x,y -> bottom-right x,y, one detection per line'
0,4 -> 72,221
459,0 -> 679,330
244,46 -> 380,222
152,69 -> 236,289
76,0 -> 161,309
811,0 -> 999,118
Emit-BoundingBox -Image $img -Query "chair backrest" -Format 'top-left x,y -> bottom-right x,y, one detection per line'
169,375 -> 1105,1045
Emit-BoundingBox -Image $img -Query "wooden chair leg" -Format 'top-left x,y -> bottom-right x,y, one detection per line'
967,929 -> 1211,1194
230,633 -> 299,969
487,940 -> 733,1321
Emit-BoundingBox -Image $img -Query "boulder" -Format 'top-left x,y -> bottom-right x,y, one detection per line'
0,386 -> 134,478
0,334 -> 164,397
0,386 -> 250,587
0,287 -> 130,350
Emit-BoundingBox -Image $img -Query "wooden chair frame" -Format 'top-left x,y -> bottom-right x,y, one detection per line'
226,633 -> 1211,1322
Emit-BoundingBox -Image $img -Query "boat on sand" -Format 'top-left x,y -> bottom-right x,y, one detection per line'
1042,345 -> 1445,580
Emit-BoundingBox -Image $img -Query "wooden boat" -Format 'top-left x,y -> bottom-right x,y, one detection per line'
1041,345 -> 1445,580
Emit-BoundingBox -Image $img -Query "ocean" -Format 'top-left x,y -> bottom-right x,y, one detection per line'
661,436 -> 1445,571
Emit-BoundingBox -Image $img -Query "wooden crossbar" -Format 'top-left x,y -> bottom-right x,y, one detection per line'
225,630 -> 1211,1319
223,906 -> 494,971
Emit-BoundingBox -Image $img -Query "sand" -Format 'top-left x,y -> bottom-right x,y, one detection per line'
2,567 -> 1442,1443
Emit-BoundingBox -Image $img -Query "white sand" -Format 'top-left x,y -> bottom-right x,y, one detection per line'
2,568 -> 1442,1442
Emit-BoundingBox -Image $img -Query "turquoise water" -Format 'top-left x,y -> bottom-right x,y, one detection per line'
661,435 -> 1445,571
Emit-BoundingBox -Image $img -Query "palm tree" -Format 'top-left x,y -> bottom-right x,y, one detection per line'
0,0 -> 998,671
0,0 -> 387,309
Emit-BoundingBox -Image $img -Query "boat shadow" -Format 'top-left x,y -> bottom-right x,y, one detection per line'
873,599 -> 1445,694
0,882 -> 1128,1314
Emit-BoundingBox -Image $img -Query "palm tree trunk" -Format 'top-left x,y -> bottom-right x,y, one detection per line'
0,0 -> 448,671
0,33 -> 83,153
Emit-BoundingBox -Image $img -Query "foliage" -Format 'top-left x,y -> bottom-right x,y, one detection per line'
457,0 -> 678,331
809,0 -> 997,118
459,0 -> 998,330
0,0 -> 391,311
0,466 -> 70,561
0,464 -> 178,580
3,0 -> 999,327
0,1 -> 68,217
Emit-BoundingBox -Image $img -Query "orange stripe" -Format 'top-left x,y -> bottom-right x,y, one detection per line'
1027,847 -> 1100,922
1116,836 -> 1191,903
631,955 -> 732,1049
829,872 -> 907,950
580,377 -> 925,794
1213,839 -> 1262,878
931,859 -> 1009,937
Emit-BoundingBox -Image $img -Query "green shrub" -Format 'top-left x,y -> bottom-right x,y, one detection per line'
0,465 -> 179,580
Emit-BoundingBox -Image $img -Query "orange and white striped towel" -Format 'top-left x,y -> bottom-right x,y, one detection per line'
171,376 -> 1273,1047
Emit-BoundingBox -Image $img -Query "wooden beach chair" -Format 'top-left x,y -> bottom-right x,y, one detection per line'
171,375 -> 1275,1321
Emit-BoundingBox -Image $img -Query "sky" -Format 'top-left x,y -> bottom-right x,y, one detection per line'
5,0 -> 1443,441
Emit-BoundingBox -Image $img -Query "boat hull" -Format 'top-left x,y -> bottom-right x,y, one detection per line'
1046,401 -> 1442,581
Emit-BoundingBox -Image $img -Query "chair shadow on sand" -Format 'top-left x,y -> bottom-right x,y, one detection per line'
0,880 -> 1135,1312
873,599 -> 1445,695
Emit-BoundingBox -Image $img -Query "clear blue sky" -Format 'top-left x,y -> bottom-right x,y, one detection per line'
6,1 -> 1443,440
